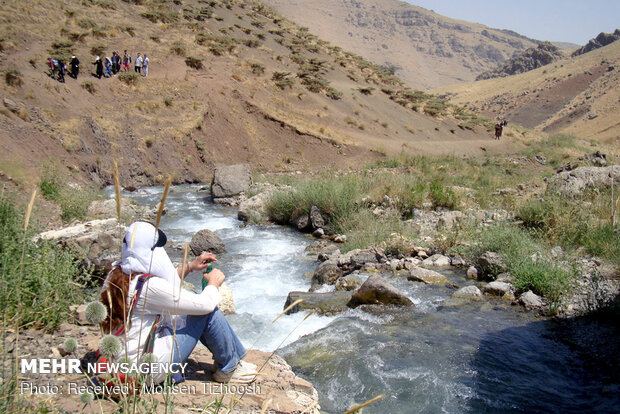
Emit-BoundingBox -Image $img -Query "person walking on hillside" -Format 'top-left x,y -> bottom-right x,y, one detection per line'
93,56 -> 103,79
70,55 -> 80,79
142,55 -> 149,77
104,56 -> 113,78
494,122 -> 503,140
122,50 -> 131,72
135,53 -> 143,74
57,59 -> 66,83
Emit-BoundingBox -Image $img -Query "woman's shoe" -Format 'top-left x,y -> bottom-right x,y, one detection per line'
212,360 -> 257,384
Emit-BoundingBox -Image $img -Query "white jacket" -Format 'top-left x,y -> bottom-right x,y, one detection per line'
116,276 -> 222,384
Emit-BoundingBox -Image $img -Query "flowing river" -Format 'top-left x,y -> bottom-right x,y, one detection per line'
114,184 -> 619,413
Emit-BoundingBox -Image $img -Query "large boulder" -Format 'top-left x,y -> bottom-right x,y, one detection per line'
284,291 -> 353,314
422,254 -> 452,267
547,165 -> 620,197
349,248 -> 386,269
37,219 -> 125,272
519,290 -> 544,309
238,191 -> 273,223
408,267 -> 450,286
477,252 -> 507,280
211,164 -> 252,198
347,275 -> 414,308
190,229 -> 226,255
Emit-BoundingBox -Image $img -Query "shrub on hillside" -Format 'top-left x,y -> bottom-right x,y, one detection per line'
118,72 -> 140,85
4,69 -> 23,87
185,56 -> 203,70
170,41 -> 186,56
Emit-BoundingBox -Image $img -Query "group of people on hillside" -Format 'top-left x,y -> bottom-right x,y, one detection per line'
48,50 -> 149,82
48,55 -> 80,83
92,50 -> 149,79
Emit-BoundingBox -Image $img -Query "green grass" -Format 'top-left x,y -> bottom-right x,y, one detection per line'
465,224 -> 574,310
0,194 -> 88,330
39,162 -> 99,222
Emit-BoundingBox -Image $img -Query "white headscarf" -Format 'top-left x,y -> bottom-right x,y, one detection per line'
108,221 -> 181,300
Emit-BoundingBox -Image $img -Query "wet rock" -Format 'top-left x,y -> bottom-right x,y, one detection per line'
310,262 -> 343,291
305,240 -> 339,255
519,290 -> 544,309
37,219 -> 125,272
312,228 -> 325,238
348,275 -> 413,308
335,275 -> 363,291
477,252 -> 507,280
238,191 -> 273,223
466,266 -> 478,279
218,284 -> 236,315
190,229 -> 226,255
350,248 -> 386,268
450,255 -> 467,267
309,205 -> 325,229
211,164 -> 252,198
422,254 -> 451,267
483,281 -> 515,298
336,249 -> 360,266
284,291 -> 353,314
291,212 -> 310,231
408,267 -> 450,286
452,285 -> 483,299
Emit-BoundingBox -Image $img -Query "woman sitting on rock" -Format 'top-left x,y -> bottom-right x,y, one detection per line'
100,221 -> 257,384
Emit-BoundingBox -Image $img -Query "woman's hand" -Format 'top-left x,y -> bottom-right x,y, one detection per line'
189,252 -> 217,273
203,268 -> 225,288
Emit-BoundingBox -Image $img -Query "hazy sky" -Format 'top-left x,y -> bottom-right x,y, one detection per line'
406,0 -> 620,45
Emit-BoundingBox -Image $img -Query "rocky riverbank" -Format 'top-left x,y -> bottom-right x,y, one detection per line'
7,315 -> 319,414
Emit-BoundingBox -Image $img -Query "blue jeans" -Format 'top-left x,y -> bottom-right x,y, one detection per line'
162,308 -> 246,382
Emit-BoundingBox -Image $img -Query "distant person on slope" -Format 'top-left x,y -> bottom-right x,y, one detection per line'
70,55 -> 80,79
57,59 -> 66,83
104,56 -> 113,78
93,56 -> 103,79
135,53 -> 143,74
142,55 -> 149,77
494,122 -> 503,140
122,50 -> 131,72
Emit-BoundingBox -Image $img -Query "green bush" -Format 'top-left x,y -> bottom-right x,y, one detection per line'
118,72 -> 140,85
170,40 -> 186,56
0,195 -> 88,330
39,163 -> 98,222
429,180 -> 459,209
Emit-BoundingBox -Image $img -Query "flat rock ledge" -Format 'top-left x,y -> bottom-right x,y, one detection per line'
11,322 -> 320,414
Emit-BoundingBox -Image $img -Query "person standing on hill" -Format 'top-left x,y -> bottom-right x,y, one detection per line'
70,55 -> 80,79
142,55 -> 149,77
93,56 -> 103,79
122,50 -> 131,72
494,122 -> 503,140
104,56 -> 113,78
57,60 -> 66,83
135,53 -> 143,74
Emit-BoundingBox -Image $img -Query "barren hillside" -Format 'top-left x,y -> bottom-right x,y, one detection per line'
0,0 -> 512,188
262,0 -> 539,89
435,40 -> 620,143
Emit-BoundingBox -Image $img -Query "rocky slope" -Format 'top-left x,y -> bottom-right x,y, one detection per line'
262,0 -> 539,89
476,42 -> 565,80
572,29 -> 620,57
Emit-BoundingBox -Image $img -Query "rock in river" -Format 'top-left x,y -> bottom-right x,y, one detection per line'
347,275 -> 414,308
190,229 -> 226,255
284,291 -> 353,314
